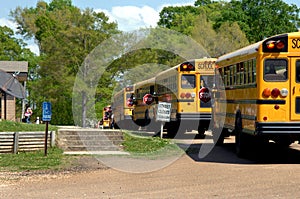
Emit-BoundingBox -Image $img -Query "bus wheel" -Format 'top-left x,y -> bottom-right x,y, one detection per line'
166,122 -> 179,138
276,136 -> 293,147
144,109 -> 150,126
212,127 -> 225,146
235,113 -> 247,157
211,114 -> 225,145
197,128 -> 206,139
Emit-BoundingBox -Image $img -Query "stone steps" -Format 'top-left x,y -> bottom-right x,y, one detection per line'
56,129 -> 125,153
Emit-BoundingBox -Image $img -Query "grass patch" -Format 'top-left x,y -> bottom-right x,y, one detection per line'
122,132 -> 183,158
0,121 -> 65,172
0,120 -> 58,132
0,147 -> 65,172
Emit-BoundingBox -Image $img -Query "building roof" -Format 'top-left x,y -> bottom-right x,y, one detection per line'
0,61 -> 28,73
0,61 -> 28,82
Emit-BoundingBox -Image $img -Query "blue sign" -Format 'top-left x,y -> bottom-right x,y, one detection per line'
42,102 -> 52,121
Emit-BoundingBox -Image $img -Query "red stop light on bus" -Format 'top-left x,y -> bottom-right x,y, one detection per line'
262,34 -> 288,52
180,62 -> 195,71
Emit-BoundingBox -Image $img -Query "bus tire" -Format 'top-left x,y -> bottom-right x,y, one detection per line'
166,122 -> 179,138
276,136 -> 293,147
211,113 -> 224,145
212,127 -> 225,146
144,109 -> 150,126
197,127 -> 206,138
235,112 -> 247,157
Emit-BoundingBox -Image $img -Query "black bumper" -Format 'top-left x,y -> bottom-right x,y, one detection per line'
177,113 -> 211,121
256,122 -> 300,135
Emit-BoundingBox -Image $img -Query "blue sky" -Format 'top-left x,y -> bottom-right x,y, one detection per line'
1,0 -> 300,54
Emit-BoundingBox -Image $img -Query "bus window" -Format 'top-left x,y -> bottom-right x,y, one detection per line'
264,59 -> 287,81
244,61 -> 249,84
253,59 -> 257,83
181,75 -> 195,89
200,75 -> 214,89
296,61 -> 300,83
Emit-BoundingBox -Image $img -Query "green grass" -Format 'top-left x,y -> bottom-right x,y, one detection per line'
0,147 -> 65,171
0,120 -> 63,172
0,120 -> 58,132
122,132 -> 183,158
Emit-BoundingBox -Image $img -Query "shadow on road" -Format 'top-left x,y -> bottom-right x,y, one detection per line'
177,137 -> 300,164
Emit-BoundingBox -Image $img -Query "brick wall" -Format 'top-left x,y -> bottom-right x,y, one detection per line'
1,94 -> 16,121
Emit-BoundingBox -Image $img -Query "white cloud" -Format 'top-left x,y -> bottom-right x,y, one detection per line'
95,2 -> 195,32
96,5 -> 160,32
26,43 -> 40,55
0,18 -> 17,32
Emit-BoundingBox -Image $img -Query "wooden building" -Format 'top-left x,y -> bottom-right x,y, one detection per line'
0,61 -> 28,121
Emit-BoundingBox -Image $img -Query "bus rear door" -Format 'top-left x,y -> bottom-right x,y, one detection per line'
198,75 -> 213,110
290,58 -> 300,120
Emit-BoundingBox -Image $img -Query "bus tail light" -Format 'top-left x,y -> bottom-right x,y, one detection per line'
266,40 -> 285,50
185,92 -> 191,98
271,88 -> 280,98
263,88 -> 271,97
276,41 -> 285,49
280,88 -> 288,97
180,93 -> 186,98
180,62 -> 195,71
263,35 -> 288,52
266,41 -> 275,49
263,88 -> 288,98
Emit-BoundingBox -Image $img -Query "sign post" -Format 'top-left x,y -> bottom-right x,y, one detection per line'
156,102 -> 171,138
42,102 -> 52,156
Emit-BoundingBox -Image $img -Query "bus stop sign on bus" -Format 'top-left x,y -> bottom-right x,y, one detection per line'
143,94 -> 154,105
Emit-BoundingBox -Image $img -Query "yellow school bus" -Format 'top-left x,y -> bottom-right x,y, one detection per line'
213,31 -> 300,157
132,77 -> 157,129
155,58 -> 216,137
102,105 -> 113,129
111,86 -> 134,129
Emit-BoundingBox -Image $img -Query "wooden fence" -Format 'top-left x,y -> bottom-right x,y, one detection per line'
0,131 -> 55,154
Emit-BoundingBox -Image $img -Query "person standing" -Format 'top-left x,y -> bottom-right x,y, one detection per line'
24,105 -> 33,123
110,113 -> 115,129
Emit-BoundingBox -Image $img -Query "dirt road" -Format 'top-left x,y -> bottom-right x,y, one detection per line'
1,137 -> 300,199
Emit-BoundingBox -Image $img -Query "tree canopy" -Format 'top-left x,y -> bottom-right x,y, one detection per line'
0,26 -> 34,61
10,0 -> 119,125
158,0 -> 300,43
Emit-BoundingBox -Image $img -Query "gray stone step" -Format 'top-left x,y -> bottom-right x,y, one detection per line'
56,128 -> 125,152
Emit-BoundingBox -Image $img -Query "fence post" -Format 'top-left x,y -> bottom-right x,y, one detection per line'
13,132 -> 19,154
50,131 -> 56,147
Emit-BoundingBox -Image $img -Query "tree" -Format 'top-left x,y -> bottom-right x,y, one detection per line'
194,0 -> 212,7
214,0 -> 300,42
10,0 -> 119,125
0,25 -> 38,119
0,26 -> 30,61
191,13 -> 249,57
216,22 -> 249,56
158,6 -> 200,35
